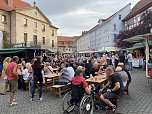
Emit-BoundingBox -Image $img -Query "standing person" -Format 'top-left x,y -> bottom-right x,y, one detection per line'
119,52 -> 125,63
7,56 -> 19,106
0,57 -> 11,95
111,53 -> 115,67
30,56 -> 44,102
127,52 -> 133,71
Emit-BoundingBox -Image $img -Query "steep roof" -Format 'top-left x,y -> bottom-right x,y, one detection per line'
0,0 -> 31,11
57,36 -> 73,42
123,0 -> 152,21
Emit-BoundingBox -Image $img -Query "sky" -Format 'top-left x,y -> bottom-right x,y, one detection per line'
24,0 -> 140,36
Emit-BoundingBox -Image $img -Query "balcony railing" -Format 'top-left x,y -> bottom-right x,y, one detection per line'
30,41 -> 41,47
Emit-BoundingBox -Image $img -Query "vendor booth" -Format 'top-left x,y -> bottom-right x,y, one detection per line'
124,30 -> 152,84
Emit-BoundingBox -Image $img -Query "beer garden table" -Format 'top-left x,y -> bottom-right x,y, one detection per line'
85,74 -> 108,89
44,74 -> 60,92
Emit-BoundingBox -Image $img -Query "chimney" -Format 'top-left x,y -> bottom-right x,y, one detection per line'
8,0 -> 14,7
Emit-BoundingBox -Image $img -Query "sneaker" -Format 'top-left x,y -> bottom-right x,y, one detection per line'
9,102 -> 18,106
39,98 -> 43,101
30,98 -> 33,102
111,105 -> 117,112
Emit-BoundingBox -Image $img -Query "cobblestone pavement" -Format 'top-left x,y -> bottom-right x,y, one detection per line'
0,69 -> 152,114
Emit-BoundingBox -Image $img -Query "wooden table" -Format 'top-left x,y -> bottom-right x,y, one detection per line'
52,68 -> 59,73
44,74 -> 60,92
86,75 -> 108,89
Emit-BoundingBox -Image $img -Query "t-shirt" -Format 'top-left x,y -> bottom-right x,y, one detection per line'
44,66 -> 53,75
23,68 -> 29,80
7,62 -> 18,81
60,68 -> 70,83
127,54 -> 133,62
67,67 -> 75,81
108,73 -> 124,95
72,76 -> 88,89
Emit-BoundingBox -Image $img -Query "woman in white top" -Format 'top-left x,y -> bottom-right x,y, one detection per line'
22,63 -> 30,90
44,62 -> 54,75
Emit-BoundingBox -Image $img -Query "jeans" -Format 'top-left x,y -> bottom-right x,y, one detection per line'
128,62 -> 133,71
31,76 -> 43,98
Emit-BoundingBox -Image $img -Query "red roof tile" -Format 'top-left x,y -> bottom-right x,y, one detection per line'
124,0 -> 152,21
57,36 -> 73,42
0,0 -> 31,11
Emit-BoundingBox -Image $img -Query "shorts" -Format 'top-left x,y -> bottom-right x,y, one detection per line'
9,80 -> 18,93
102,92 -> 117,99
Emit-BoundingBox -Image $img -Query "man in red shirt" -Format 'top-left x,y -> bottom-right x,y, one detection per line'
7,56 -> 19,106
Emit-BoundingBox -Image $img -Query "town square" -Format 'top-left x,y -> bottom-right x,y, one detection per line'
0,0 -> 152,114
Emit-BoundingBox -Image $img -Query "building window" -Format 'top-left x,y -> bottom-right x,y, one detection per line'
24,33 -> 28,42
33,35 -> 37,45
24,18 -> 27,26
34,22 -> 37,28
52,30 -> 54,36
119,15 -> 121,20
42,37 -> 45,45
42,24 -> 45,31
114,24 -> 117,30
52,40 -> 54,47
2,15 -> 7,22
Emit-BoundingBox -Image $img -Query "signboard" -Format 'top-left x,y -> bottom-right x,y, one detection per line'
0,31 -> 3,49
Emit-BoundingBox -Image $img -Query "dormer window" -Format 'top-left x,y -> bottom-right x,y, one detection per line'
35,12 -> 37,15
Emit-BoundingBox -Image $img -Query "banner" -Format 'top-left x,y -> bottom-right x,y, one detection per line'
0,31 -> 3,49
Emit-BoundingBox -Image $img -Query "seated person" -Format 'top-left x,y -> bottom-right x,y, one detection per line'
118,63 -> 131,84
90,62 -> 99,76
44,62 -> 54,75
100,67 -> 124,111
71,69 -> 92,104
67,63 -> 75,81
115,66 -> 128,87
55,62 -> 70,85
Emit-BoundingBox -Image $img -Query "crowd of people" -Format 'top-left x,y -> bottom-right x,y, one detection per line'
0,52 -> 132,111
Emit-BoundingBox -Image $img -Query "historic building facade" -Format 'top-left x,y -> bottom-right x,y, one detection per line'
77,31 -> 90,52
90,3 -> 131,51
57,36 -> 73,54
123,0 -> 152,30
0,0 -> 58,51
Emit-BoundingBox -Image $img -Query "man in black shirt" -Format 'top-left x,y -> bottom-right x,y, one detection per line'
100,67 -> 124,111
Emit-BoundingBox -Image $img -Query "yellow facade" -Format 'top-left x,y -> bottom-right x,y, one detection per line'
0,7 -> 58,51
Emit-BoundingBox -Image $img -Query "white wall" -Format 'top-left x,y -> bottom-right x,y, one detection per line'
77,33 -> 90,52
90,4 -> 131,51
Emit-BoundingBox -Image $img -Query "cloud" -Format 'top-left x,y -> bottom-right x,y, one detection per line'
24,0 -> 140,36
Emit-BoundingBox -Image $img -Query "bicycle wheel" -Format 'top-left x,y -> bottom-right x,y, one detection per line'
62,91 -> 75,112
79,95 -> 94,114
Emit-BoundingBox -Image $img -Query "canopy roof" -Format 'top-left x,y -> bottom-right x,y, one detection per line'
0,47 -> 45,54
